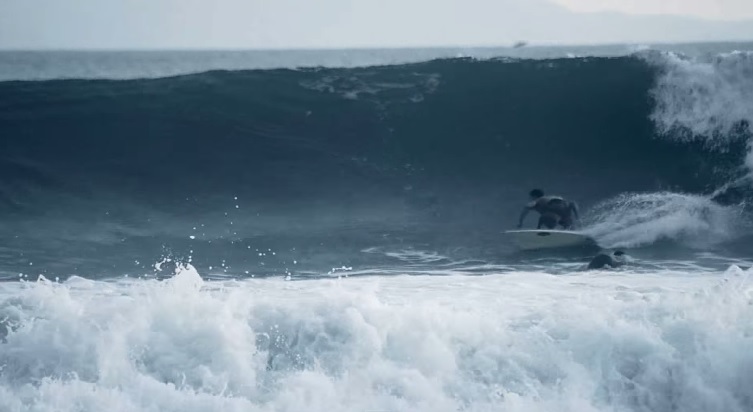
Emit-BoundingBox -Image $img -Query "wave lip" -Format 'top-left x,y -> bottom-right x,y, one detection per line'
647,50 -> 753,143
1,43 -> 750,81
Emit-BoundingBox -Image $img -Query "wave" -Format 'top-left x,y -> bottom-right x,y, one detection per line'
1,43 -> 750,81
1,50 -> 752,275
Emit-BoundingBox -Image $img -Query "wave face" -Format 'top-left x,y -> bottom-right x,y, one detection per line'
1,51 -> 752,277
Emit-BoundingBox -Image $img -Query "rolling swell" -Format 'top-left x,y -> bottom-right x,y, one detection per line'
0,54 -> 750,276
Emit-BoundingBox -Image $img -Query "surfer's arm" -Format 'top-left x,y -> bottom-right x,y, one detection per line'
517,207 -> 530,228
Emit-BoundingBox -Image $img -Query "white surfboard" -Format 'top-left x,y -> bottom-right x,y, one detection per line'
505,229 -> 597,251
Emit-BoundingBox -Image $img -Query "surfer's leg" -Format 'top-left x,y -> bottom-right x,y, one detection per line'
559,215 -> 573,230
538,213 -> 558,229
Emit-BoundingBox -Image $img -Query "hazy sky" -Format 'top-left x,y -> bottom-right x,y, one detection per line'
1,0 -> 752,49
553,0 -> 753,20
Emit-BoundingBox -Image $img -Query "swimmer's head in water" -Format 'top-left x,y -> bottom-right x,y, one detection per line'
529,189 -> 544,199
614,250 -> 625,256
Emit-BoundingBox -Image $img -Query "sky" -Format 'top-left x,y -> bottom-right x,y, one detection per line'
552,0 -> 753,20
1,0 -> 752,49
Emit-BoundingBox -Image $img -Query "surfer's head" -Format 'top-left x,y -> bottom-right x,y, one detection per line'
529,189 -> 544,199
612,250 -> 627,264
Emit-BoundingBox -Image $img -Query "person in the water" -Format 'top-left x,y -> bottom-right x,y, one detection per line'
517,189 -> 580,230
587,250 -> 626,270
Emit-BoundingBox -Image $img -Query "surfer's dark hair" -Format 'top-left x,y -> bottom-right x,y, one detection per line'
529,189 -> 544,198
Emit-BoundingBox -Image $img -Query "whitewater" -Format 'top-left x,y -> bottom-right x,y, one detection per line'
1,264 -> 752,412
1,43 -> 753,411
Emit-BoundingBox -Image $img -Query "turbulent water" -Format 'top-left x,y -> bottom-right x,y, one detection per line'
1,44 -> 753,411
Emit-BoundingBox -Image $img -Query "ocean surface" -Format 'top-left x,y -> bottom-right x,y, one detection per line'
1,43 -> 753,411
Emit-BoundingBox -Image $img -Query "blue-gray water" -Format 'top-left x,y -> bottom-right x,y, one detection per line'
1,44 -> 752,412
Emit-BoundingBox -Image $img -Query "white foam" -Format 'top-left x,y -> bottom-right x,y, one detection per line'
582,192 -> 744,249
646,50 -> 753,175
363,247 -> 452,264
1,265 -> 753,411
648,51 -> 753,141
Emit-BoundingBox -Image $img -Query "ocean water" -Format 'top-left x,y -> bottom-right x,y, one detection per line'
1,43 -> 753,411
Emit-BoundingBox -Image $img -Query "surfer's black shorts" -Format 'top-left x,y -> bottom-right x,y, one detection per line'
538,213 -> 572,229
538,213 -> 559,229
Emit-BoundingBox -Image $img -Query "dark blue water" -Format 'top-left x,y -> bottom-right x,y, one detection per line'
1,50 -> 752,279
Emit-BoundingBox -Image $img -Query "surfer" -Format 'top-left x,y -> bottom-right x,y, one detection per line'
587,250 -> 626,270
517,189 -> 580,230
